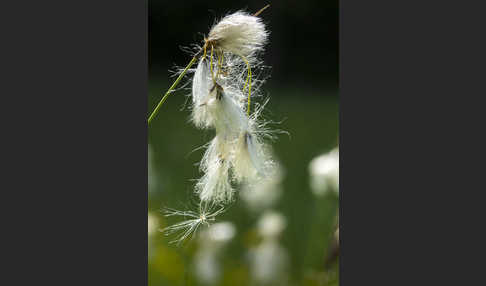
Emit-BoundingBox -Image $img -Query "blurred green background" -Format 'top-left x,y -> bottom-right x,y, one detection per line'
149,1 -> 339,285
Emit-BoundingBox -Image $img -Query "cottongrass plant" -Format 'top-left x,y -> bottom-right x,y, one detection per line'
155,5 -> 281,244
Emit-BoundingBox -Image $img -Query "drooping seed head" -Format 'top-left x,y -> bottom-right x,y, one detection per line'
207,11 -> 268,58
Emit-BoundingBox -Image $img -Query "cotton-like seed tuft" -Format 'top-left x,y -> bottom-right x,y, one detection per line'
200,136 -> 230,173
232,114 -> 276,183
198,136 -> 233,203
192,58 -> 213,128
232,131 -> 263,181
208,11 -> 268,58
206,84 -> 249,138
196,157 -> 233,203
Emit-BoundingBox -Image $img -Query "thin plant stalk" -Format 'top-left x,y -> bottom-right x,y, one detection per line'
239,54 -> 252,115
147,55 -> 198,125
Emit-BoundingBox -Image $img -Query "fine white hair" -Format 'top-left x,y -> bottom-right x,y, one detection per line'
197,135 -> 232,203
196,157 -> 233,203
161,202 -> 226,245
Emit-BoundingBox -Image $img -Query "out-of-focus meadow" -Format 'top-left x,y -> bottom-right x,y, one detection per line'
148,79 -> 339,286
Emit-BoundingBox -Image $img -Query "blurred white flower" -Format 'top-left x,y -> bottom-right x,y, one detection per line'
148,212 -> 159,236
148,144 -> 158,194
194,249 -> 220,285
257,211 -> 286,240
309,147 -> 339,196
194,222 -> 236,285
249,210 -> 289,285
148,212 -> 159,261
250,240 -> 289,286
202,222 -> 236,246
241,166 -> 283,212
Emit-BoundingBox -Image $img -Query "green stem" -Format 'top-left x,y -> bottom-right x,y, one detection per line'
147,56 -> 198,125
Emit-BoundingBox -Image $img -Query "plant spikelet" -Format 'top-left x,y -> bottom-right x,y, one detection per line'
191,58 -> 212,128
196,156 -> 233,203
208,11 -> 268,58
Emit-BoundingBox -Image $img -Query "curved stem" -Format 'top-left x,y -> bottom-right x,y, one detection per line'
147,56 -> 198,125
240,55 -> 252,115
253,4 -> 270,16
209,45 -> 216,84
216,49 -> 223,78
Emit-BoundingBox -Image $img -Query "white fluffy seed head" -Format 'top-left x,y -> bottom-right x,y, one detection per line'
232,131 -> 266,182
206,84 -> 249,138
197,136 -> 234,204
196,156 -> 233,203
208,11 -> 268,58
232,111 -> 276,183
192,58 -> 213,128
200,136 -> 230,172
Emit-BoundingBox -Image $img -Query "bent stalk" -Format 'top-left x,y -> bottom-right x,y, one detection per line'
148,55 -> 198,125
